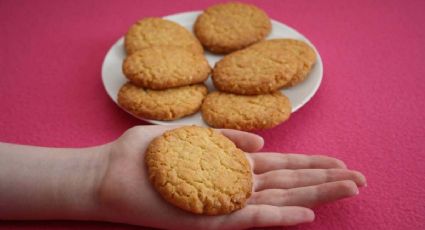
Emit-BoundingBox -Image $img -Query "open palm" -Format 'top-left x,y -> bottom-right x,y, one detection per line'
97,126 -> 366,229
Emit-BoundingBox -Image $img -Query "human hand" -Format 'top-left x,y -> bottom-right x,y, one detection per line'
96,126 -> 366,229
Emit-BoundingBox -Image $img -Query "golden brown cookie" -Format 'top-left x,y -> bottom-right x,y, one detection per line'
194,2 -> 271,54
117,82 -> 207,121
122,46 -> 211,89
201,91 -> 291,131
269,39 -> 316,87
212,39 -> 300,95
125,17 -> 204,55
145,126 -> 252,215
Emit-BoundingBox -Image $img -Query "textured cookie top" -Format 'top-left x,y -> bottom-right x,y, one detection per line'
194,2 -> 271,54
212,39 -> 299,95
202,91 -> 291,131
124,18 -> 204,55
256,39 -> 316,87
145,126 -> 253,215
123,46 -> 211,89
118,83 -> 207,121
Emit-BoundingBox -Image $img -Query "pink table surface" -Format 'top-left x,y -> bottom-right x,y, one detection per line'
1,0 -> 424,229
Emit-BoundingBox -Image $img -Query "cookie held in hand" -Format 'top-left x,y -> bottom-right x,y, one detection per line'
145,126 -> 253,215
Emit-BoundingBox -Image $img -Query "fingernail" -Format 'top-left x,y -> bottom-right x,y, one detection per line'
353,187 -> 360,195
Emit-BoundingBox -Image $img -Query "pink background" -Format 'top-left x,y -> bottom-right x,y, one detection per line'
1,0 -> 424,229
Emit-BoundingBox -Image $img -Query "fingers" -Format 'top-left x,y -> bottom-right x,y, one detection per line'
249,180 -> 359,208
218,205 -> 314,229
249,153 -> 347,173
255,168 -> 366,191
220,129 -> 264,152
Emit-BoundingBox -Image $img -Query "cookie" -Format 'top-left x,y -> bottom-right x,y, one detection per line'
123,46 -> 211,89
201,91 -> 291,131
235,39 -> 316,88
267,39 -> 316,87
125,17 -> 204,55
117,82 -> 207,121
212,39 -> 300,95
145,126 -> 252,215
194,2 -> 271,54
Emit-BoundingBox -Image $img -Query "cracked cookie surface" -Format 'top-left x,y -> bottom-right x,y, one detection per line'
123,46 -> 211,89
118,82 -> 207,121
194,2 -> 271,54
145,126 -> 252,215
212,39 -> 299,95
124,17 -> 204,55
202,91 -> 291,131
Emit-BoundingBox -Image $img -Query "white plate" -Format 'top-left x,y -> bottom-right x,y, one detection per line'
101,11 -> 323,126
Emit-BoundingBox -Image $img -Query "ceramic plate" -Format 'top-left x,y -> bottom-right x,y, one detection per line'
101,11 -> 323,125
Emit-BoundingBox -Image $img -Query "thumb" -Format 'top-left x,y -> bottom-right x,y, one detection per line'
220,129 -> 264,152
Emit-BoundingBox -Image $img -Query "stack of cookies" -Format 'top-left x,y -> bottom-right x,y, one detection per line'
118,2 -> 317,131
118,18 -> 211,121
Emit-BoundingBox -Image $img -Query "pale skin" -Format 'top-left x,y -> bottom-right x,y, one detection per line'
0,125 -> 366,229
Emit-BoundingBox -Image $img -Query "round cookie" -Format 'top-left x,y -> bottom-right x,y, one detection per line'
201,91 -> 291,131
264,39 -> 316,87
118,82 -> 207,121
194,2 -> 271,54
125,17 -> 204,55
123,46 -> 211,89
212,40 -> 299,95
145,126 -> 252,215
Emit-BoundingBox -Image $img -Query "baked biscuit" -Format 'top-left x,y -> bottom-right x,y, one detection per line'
212,40 -> 299,95
237,39 -> 316,88
125,17 -> 203,55
266,39 -> 316,87
145,126 -> 252,215
194,2 -> 271,54
123,46 -> 211,89
202,91 -> 291,131
118,82 -> 207,121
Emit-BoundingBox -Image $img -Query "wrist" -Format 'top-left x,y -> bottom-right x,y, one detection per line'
0,142 -> 111,221
60,144 -> 111,221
